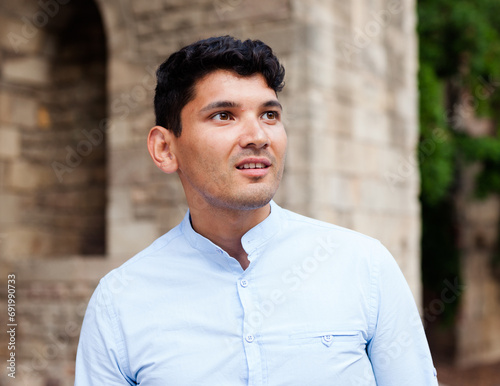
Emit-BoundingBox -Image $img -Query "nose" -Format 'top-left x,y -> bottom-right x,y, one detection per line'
239,117 -> 270,149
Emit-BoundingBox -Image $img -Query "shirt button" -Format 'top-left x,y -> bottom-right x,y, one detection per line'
216,248 -> 223,254
321,335 -> 333,347
245,334 -> 255,343
240,279 -> 248,288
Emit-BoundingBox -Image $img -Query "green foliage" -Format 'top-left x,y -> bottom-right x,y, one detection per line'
419,0 -> 500,79
418,0 -> 500,326
419,0 -> 500,205
419,0 -> 500,203
418,63 -> 455,205
455,134 -> 500,197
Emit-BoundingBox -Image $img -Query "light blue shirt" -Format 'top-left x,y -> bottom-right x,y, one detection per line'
75,201 -> 438,385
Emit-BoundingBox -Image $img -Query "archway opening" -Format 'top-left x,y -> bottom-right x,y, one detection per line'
34,0 -> 108,256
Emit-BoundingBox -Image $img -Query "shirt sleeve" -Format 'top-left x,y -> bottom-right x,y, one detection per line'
367,241 -> 439,386
75,280 -> 134,385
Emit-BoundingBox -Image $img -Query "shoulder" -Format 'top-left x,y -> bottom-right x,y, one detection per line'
99,222 -> 186,290
275,206 -> 397,275
279,206 -> 381,247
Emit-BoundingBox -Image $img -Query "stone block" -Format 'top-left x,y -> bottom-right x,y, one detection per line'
108,58 -> 157,95
108,188 -> 133,222
250,24 -> 299,56
130,108 -> 155,137
0,14 -> 45,55
0,127 -> 21,158
107,119 -> 133,148
0,193 -> 20,225
359,178 -> 390,211
380,147 -> 416,189
206,0 -> 290,25
3,56 -> 50,85
352,106 -> 390,145
351,211 -> 381,240
331,1 -> 351,28
326,101 -> 355,138
358,142 -> 383,177
280,170 -> 310,209
131,0 -> 166,15
0,91 -> 38,128
1,228 -> 53,260
109,145 -> 153,186
108,221 -> 158,259
154,179 -> 183,205
332,137 -> 362,175
7,160 -> 56,191
272,182 -> 286,206
283,129 -> 308,173
326,174 -> 360,211
332,66 -> 358,102
364,44 -> 388,77
393,86 -> 418,125
156,204 -> 188,234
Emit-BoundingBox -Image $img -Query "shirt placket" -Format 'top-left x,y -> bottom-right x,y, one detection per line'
237,271 -> 264,386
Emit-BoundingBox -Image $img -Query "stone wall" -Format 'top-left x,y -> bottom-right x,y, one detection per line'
0,0 -> 421,384
0,0 -> 107,260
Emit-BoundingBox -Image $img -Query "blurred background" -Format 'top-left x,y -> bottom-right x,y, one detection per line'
0,0 -> 499,385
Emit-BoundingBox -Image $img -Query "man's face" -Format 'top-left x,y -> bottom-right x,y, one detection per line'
172,69 -> 287,212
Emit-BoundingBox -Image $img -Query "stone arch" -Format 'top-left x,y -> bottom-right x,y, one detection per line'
1,0 -> 108,258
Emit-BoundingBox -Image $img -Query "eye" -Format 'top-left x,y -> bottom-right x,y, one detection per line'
211,112 -> 232,121
263,111 -> 279,120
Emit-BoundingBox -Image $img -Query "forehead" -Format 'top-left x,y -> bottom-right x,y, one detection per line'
190,70 -> 277,105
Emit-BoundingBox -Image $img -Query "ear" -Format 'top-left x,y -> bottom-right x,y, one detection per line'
147,126 -> 178,174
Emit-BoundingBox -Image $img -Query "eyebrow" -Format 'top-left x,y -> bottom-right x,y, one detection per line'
200,99 -> 283,113
263,100 -> 283,111
200,101 -> 240,113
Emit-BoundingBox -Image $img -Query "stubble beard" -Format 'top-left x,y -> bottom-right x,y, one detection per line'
203,172 -> 283,211
197,162 -> 284,212
183,148 -> 286,213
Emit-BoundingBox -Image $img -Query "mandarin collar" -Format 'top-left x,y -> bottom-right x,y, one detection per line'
181,200 -> 282,257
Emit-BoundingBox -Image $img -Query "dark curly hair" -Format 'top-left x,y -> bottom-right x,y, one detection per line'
154,35 -> 285,137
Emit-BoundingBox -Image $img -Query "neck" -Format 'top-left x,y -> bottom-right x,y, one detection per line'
189,203 -> 271,270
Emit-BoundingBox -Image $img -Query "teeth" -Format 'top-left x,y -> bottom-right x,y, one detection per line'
239,162 -> 266,169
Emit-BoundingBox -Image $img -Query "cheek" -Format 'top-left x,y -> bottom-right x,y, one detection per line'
205,140 -> 222,154
274,130 -> 288,156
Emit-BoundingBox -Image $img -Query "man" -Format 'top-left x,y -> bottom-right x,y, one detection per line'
75,36 -> 438,385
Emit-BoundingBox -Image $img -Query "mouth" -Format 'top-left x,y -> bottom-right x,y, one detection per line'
236,158 -> 271,169
235,158 -> 272,177
236,162 -> 269,170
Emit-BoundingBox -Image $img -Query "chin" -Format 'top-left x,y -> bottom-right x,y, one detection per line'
210,189 -> 276,211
